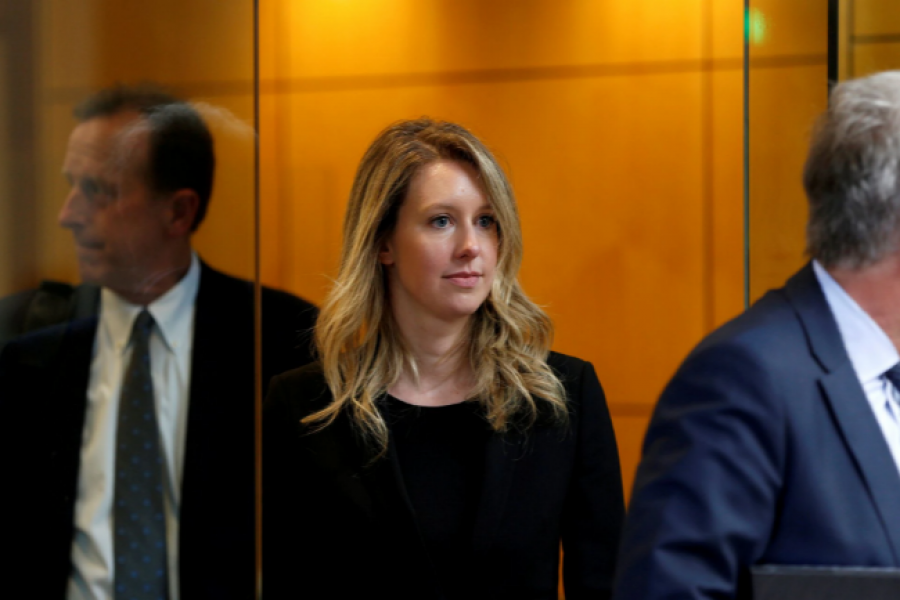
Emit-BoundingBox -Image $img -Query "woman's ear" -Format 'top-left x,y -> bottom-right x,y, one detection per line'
378,239 -> 395,266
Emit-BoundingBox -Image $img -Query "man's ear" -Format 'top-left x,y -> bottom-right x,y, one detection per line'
168,189 -> 200,236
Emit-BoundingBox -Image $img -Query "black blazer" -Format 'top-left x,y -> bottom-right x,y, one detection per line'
0,262 -> 317,599
262,352 -> 624,600
614,263 -> 900,600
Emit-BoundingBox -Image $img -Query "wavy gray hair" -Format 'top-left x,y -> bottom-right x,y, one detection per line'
804,70 -> 900,268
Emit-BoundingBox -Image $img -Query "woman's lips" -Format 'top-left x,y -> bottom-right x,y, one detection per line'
445,272 -> 481,288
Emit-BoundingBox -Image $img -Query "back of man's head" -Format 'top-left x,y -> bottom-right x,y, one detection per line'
804,71 -> 900,270
74,83 -> 215,232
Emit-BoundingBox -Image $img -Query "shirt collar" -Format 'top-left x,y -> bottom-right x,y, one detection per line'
99,252 -> 201,354
813,260 -> 898,383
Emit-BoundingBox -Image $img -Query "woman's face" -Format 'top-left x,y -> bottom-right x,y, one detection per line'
380,159 -> 498,327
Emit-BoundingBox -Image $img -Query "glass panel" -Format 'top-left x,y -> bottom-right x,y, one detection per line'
0,1 -> 262,598
747,0 -> 829,300
259,0 -> 744,537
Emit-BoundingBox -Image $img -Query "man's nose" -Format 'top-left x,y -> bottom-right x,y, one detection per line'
58,188 -> 84,230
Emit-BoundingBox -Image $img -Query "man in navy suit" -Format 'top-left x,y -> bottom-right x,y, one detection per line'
614,71 -> 900,599
0,86 -> 316,599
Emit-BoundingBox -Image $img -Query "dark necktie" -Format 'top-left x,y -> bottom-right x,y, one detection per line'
113,310 -> 168,600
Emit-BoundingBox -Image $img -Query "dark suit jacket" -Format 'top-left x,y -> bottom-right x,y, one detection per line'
613,263 -> 900,600
0,262 -> 317,599
262,352 -> 624,600
0,281 -> 99,354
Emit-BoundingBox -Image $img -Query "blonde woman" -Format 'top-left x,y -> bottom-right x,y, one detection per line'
263,119 -> 624,599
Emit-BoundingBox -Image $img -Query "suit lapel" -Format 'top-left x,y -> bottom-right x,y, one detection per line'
820,364 -> 900,561
786,263 -> 900,562
179,263 -> 257,597
472,427 -> 526,559
184,265 -> 239,447
183,262 -> 255,475
53,317 -> 98,495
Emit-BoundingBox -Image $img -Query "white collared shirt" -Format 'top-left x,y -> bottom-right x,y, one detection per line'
813,260 -> 900,477
67,253 -> 200,600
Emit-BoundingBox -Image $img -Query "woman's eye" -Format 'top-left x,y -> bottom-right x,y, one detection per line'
477,215 -> 496,228
432,215 -> 451,228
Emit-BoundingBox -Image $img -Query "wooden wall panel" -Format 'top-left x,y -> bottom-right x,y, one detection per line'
262,0 -> 707,80
849,0 -> 900,79
854,42 -> 900,76
748,0 -> 828,57
711,69 -> 745,327
853,0 -> 900,36
748,64 -> 826,300
747,1 -> 828,301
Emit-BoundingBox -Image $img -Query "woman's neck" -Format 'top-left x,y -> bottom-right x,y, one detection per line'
388,313 -> 474,406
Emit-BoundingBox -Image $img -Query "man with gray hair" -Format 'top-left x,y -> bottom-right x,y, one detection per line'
614,70 -> 900,599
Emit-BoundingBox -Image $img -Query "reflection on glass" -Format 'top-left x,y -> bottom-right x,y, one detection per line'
0,84 -> 318,599
0,2 -> 319,597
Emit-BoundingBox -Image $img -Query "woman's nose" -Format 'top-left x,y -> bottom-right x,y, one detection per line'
456,224 -> 482,259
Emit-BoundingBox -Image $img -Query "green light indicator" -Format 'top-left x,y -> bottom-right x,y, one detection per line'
746,7 -> 768,45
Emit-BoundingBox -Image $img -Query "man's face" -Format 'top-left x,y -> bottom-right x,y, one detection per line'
59,112 -> 173,299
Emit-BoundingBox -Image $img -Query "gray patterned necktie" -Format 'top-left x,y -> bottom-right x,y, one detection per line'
113,309 -> 168,600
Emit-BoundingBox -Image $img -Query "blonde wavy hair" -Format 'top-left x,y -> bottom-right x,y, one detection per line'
307,118 -> 567,457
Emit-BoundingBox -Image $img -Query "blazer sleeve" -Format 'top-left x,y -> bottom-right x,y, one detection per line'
261,372 -> 306,600
612,343 -> 785,600
561,360 -> 626,600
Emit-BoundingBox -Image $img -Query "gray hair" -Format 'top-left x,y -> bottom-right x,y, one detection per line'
804,70 -> 900,268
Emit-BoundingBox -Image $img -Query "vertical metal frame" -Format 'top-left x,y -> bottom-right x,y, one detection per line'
743,0 -> 750,308
253,0 -> 262,598
828,0 -> 840,92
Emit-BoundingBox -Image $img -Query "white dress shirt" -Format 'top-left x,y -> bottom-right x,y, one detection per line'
813,260 -> 900,477
67,253 -> 200,600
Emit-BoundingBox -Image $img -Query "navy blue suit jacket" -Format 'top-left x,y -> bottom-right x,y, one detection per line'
0,263 -> 317,599
614,263 -> 900,600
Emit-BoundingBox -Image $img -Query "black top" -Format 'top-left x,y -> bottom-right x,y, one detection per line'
382,396 -> 491,599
